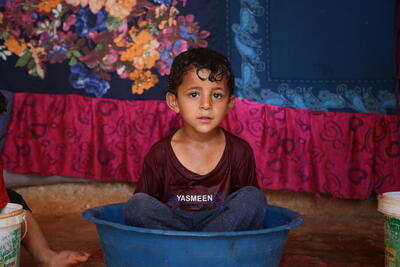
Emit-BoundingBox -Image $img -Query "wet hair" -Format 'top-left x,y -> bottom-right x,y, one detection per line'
0,92 -> 6,114
167,48 -> 235,96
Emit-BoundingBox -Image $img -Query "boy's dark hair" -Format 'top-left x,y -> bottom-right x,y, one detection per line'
167,48 -> 235,95
0,92 -> 6,114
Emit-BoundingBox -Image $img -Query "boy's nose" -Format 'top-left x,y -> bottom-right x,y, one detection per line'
200,96 -> 212,110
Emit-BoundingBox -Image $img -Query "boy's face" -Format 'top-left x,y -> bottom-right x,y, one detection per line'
166,68 -> 234,135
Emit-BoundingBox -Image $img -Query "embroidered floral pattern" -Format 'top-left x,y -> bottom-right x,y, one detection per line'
0,0 -> 209,96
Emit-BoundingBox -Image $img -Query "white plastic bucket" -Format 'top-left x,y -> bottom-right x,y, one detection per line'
0,203 -> 26,267
378,192 -> 400,267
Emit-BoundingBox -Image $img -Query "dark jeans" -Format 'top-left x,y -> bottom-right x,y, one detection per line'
123,186 -> 267,232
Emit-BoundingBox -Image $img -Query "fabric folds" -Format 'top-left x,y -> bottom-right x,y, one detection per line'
2,93 -> 399,199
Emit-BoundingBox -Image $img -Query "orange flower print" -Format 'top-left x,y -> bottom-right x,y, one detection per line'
128,26 -> 138,41
105,0 -> 137,20
120,29 -> 160,70
4,38 -> 27,56
114,33 -> 128,48
120,45 -> 142,62
27,43 -> 46,65
155,5 -> 177,29
115,31 -> 138,48
38,0 -> 61,13
65,0 -> 105,14
129,70 -> 159,94
133,41 -> 159,69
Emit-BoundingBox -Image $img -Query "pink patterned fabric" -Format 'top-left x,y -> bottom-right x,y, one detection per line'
223,99 -> 400,199
2,93 -> 400,199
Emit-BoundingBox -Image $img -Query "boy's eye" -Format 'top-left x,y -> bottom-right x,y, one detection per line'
189,92 -> 199,98
213,93 -> 223,99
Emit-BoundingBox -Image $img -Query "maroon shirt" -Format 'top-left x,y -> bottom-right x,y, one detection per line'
135,128 -> 259,211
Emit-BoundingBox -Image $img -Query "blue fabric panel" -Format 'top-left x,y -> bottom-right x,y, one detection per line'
228,0 -> 397,114
270,0 -> 394,80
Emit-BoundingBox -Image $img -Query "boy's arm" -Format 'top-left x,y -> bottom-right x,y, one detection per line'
134,154 -> 163,199
236,147 -> 259,188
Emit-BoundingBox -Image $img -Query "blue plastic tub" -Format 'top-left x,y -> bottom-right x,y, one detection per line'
83,203 -> 303,267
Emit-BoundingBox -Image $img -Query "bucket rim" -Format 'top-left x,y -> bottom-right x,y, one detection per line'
0,203 -> 24,219
381,191 -> 400,199
82,203 -> 304,237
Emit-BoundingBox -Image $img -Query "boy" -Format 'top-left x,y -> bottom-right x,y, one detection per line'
124,48 -> 266,232
0,92 -> 90,266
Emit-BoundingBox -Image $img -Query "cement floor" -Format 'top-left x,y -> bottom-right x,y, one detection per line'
20,213 -> 385,267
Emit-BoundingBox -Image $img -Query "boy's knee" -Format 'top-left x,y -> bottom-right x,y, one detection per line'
254,188 -> 267,206
225,186 -> 267,215
238,186 -> 267,206
124,193 -> 152,215
240,187 -> 267,222
129,192 -> 151,202
241,186 -> 261,194
124,193 -> 154,226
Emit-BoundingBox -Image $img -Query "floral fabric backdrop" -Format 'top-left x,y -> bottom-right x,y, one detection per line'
0,0 -> 399,199
0,0 -> 214,99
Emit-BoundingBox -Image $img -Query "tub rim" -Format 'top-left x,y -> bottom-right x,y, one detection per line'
82,203 -> 303,237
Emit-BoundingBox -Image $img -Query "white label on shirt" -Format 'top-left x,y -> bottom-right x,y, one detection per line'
176,194 -> 213,202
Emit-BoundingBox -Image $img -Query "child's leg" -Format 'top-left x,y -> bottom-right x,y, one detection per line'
124,193 -> 192,231
201,186 -> 267,232
7,189 -> 90,267
23,211 -> 90,267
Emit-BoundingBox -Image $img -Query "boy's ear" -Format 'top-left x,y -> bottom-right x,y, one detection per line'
166,92 -> 180,113
228,95 -> 235,111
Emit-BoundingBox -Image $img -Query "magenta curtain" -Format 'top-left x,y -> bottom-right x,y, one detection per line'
2,92 -> 399,199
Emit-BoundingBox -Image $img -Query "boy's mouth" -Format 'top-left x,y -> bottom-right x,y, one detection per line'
198,116 -> 212,122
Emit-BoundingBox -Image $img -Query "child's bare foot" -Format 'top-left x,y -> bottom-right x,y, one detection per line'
38,250 -> 90,267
